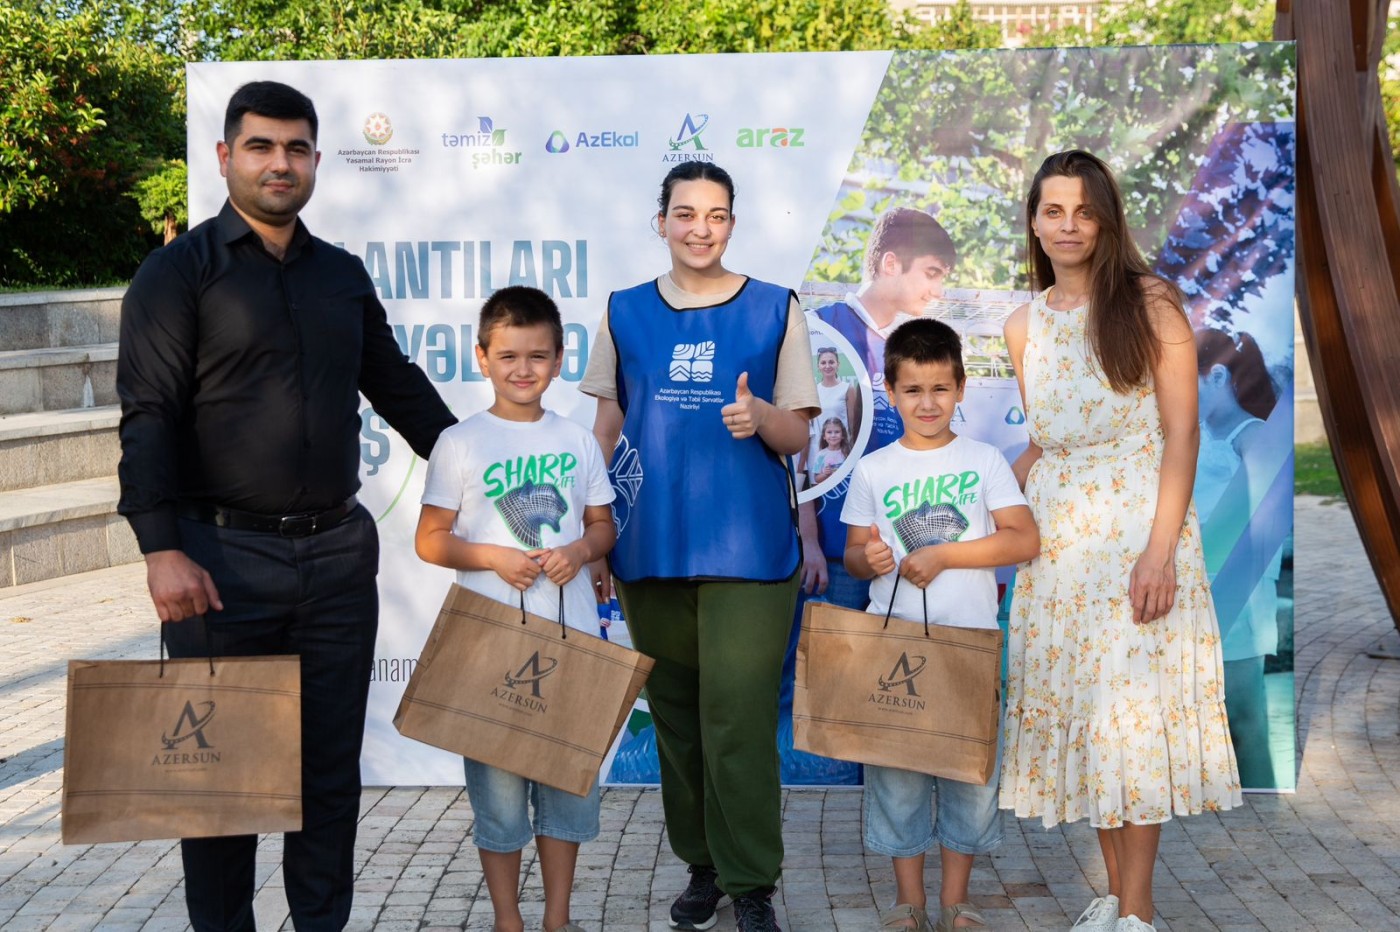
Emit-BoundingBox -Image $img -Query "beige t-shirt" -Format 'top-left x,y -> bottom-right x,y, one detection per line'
581,273 -> 821,415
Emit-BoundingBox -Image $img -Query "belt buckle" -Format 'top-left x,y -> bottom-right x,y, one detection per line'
279,512 -> 318,537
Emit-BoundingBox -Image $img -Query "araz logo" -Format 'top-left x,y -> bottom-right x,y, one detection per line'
504,652 -> 559,699
670,342 -> 715,383
546,129 -> 640,153
442,117 -> 522,168
663,113 -> 715,162
878,653 -> 927,696
736,127 -> 805,148
162,700 -> 216,750
363,112 -> 394,145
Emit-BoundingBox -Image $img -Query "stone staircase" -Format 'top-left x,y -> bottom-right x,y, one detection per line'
0,288 -> 139,588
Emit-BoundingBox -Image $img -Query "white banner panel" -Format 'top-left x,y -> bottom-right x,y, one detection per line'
189,54 -> 895,784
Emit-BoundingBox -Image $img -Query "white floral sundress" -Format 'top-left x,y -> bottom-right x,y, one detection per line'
999,292 -> 1242,828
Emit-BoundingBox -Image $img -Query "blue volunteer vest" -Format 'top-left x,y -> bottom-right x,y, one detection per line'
813,301 -> 904,560
608,278 -> 800,582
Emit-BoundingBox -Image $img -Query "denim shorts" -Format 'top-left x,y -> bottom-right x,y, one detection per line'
463,757 -> 601,853
863,741 -> 1004,857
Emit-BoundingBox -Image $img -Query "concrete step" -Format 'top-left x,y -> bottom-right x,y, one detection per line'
0,287 -> 123,352
0,476 -> 139,588
0,405 -> 121,492
0,343 -> 118,416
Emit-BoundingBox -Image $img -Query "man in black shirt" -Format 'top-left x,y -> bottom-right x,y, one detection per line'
117,81 -> 456,931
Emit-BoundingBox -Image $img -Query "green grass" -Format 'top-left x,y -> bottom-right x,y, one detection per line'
1295,442 -> 1344,498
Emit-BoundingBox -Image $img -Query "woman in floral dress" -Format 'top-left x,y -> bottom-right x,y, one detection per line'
999,150 -> 1241,932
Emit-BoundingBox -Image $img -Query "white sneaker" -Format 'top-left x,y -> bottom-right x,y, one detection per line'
1115,916 -> 1155,932
1070,895 -> 1119,931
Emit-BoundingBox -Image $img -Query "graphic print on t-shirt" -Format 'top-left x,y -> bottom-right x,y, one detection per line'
484,453 -> 577,547
882,469 -> 981,552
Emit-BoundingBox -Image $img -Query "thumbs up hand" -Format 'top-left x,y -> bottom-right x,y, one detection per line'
720,371 -> 765,440
864,524 -> 896,576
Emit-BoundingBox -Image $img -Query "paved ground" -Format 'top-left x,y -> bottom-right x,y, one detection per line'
1,496 -> 1398,931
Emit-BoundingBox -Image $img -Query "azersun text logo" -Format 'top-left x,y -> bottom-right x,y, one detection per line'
663,113 -> 715,163
363,112 -> 394,145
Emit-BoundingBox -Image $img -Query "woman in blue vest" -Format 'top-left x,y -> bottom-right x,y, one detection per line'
583,161 -> 818,932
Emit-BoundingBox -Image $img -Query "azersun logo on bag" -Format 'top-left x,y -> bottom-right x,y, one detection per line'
152,700 -> 222,766
869,653 -> 928,712
490,651 -> 560,713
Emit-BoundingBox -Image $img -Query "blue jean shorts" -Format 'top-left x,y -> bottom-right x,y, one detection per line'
463,758 -> 601,853
863,741 -> 1004,857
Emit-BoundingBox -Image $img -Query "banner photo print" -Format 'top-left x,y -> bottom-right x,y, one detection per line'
188,41 -> 1296,790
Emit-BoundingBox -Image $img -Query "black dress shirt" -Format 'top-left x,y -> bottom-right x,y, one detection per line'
117,201 -> 456,554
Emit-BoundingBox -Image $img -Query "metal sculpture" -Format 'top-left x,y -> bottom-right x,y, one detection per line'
1277,1 -> 1400,629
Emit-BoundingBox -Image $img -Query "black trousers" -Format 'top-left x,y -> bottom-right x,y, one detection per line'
165,506 -> 379,932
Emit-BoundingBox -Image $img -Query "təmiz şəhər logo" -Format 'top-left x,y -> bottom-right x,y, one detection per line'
662,113 -> 715,163
152,700 -> 222,766
442,117 -> 523,168
490,651 -> 559,713
868,652 -> 928,712
545,129 -> 641,153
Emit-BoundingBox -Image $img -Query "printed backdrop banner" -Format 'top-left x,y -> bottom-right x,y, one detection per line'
188,43 -> 1297,790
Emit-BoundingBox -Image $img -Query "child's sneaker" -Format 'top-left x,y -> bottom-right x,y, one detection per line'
878,903 -> 932,930
733,887 -> 781,932
1071,895 -> 1119,931
669,865 -> 728,930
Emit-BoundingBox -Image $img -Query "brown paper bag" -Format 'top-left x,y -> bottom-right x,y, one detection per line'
63,654 -> 302,844
793,596 -> 1002,785
394,585 -> 653,796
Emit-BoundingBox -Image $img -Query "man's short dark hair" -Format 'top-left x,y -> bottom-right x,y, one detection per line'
224,81 -> 319,143
884,318 -> 965,386
864,207 -> 957,280
478,286 -> 564,351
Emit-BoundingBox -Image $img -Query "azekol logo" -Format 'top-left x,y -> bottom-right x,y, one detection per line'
152,700 -> 223,766
504,651 -> 558,699
162,700 -> 216,750
663,113 -> 715,162
1005,406 -> 1026,426
545,131 -> 571,154
868,653 -> 928,711
670,342 -> 715,383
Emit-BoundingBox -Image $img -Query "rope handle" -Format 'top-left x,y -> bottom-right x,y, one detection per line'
517,583 -> 569,640
159,619 -> 217,677
881,569 -> 931,638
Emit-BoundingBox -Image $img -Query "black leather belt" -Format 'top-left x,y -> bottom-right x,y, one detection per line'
177,497 -> 358,538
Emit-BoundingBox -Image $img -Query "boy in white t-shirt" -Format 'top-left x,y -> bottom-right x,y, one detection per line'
841,319 -> 1038,932
415,286 -> 616,932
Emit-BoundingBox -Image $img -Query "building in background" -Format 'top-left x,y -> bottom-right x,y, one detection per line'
891,0 -> 1112,45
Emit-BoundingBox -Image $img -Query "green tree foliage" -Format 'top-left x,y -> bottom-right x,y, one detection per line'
130,159 -> 187,243
0,2 -> 182,286
810,44 -> 1295,292
1028,0 -> 1274,47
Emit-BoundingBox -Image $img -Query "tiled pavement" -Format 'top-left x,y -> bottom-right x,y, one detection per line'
1,496 -> 1398,931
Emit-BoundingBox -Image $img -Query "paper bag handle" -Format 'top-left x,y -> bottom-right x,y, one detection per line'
158,619 -> 217,678
516,584 -> 569,640
881,571 -> 931,638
